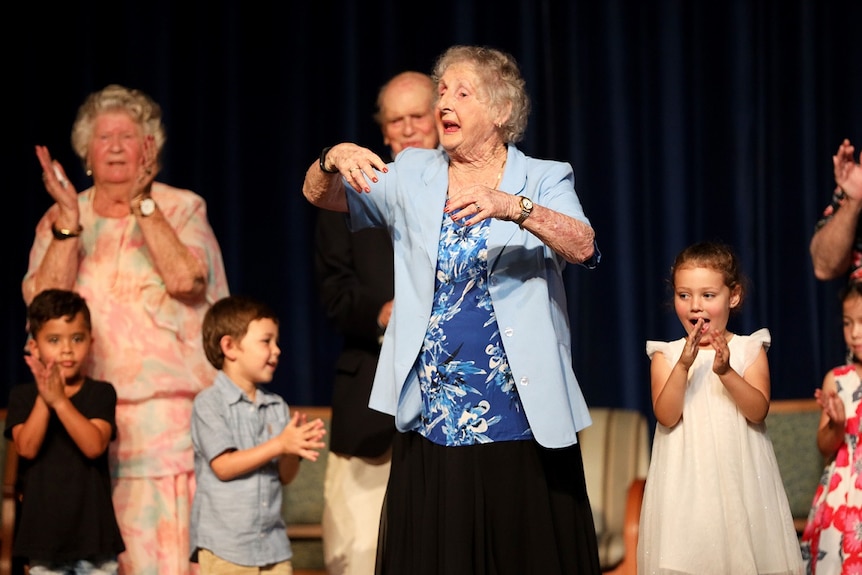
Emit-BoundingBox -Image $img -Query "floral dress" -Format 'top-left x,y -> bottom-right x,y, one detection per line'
802,365 -> 862,573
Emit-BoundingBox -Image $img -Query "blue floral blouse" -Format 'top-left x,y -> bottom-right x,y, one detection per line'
415,212 -> 533,446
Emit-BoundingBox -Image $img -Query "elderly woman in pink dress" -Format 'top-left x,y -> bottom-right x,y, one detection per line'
25,84 -> 229,575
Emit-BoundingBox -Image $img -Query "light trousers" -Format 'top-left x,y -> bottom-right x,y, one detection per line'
322,449 -> 392,575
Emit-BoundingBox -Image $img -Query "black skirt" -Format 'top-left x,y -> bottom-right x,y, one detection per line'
376,431 -> 601,575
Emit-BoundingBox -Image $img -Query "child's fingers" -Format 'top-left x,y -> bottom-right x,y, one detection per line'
300,450 -> 320,462
299,418 -> 326,432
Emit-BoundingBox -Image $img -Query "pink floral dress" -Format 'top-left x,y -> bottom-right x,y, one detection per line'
802,365 -> 862,574
24,184 -> 229,575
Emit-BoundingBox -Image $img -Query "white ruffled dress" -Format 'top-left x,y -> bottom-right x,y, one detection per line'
637,329 -> 803,575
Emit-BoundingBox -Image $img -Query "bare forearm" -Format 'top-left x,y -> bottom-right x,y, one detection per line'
652,364 -> 688,427
209,438 -> 284,481
718,370 -> 769,423
278,454 -> 301,484
13,400 -> 51,459
302,159 -> 348,212
135,210 -> 208,302
23,241 -> 80,304
817,420 -> 845,458
811,198 -> 862,280
52,400 -> 111,458
518,204 -> 596,264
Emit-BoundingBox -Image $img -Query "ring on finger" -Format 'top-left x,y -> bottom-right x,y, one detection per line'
474,203 -> 481,211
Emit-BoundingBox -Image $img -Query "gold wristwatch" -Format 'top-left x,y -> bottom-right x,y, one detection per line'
132,195 -> 156,217
515,197 -> 534,228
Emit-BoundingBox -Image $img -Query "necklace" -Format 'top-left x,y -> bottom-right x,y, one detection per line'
493,158 -> 507,189
450,157 -> 507,190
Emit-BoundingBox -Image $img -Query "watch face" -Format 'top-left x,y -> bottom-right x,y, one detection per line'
140,197 -> 156,216
522,198 -> 534,210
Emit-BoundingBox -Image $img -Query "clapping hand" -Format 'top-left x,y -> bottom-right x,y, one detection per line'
129,135 -> 159,202
678,318 -> 707,370
277,411 -> 326,462
23,353 -> 67,409
815,388 -> 846,427
35,145 -> 79,218
710,331 -> 731,376
834,138 -> 862,201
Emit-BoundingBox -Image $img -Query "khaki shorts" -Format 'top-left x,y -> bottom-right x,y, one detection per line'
197,548 -> 293,575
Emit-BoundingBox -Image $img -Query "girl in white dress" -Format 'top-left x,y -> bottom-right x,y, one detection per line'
637,241 -> 802,575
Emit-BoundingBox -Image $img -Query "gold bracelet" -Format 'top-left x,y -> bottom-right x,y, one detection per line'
51,224 -> 83,240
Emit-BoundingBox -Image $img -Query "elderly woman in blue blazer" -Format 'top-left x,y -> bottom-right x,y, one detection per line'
303,45 -> 602,575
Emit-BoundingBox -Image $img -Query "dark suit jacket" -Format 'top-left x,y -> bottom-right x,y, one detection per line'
314,209 -> 396,457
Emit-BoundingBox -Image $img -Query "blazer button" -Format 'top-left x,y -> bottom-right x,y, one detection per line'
504,327 -> 514,337
520,376 -> 529,386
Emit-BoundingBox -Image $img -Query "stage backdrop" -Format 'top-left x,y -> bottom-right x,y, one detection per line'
5,0 -> 861,427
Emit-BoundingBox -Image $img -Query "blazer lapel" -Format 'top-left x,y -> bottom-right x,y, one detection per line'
410,155 -> 449,266
487,145 -> 526,274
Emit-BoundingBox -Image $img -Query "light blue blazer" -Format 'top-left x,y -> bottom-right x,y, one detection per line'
345,144 -> 599,449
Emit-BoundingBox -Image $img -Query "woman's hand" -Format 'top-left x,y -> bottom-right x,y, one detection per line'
129,135 -> 159,202
324,143 -> 388,193
35,145 -> 80,228
446,184 -> 515,226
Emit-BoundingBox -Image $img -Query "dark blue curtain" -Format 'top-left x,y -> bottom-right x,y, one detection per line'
5,0 -> 861,424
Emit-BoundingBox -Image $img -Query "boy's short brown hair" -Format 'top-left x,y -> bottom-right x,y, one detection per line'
28,289 -> 92,338
202,295 -> 279,369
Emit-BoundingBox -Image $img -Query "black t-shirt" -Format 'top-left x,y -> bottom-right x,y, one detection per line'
4,378 -> 125,562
